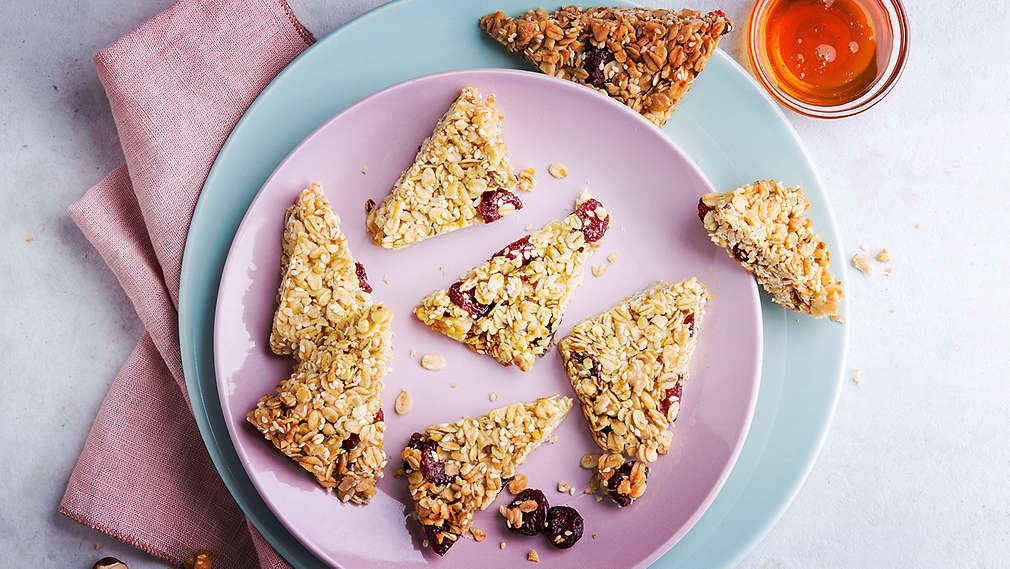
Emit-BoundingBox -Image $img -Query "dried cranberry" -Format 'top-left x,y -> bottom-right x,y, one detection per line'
478,189 -> 523,223
697,198 -> 713,220
574,198 -> 610,242
606,460 -> 648,507
355,262 -> 373,293
684,312 -> 696,335
423,522 -> 458,556
494,235 -> 535,265
420,439 -> 452,485
448,281 -> 492,318
709,9 -> 734,34
583,45 -> 615,87
660,377 -> 684,416
545,506 -> 584,548
506,488 -> 549,535
406,432 -> 425,451
374,408 -> 384,423
341,433 -> 360,450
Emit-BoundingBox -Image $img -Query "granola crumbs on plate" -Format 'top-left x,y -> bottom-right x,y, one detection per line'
470,527 -> 487,542
420,353 -> 446,371
830,313 -> 846,324
527,549 -> 540,563
409,349 -> 417,359
25,236 -> 34,242
851,253 -> 873,276
508,473 -> 529,494
557,481 -> 571,493
489,391 -> 499,402
548,163 -> 568,178
591,264 -> 607,277
395,390 -> 413,415
877,249 -> 891,263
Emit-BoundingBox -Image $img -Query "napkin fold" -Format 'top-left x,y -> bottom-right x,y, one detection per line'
62,0 -> 314,566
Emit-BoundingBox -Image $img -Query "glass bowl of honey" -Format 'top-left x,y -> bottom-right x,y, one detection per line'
747,0 -> 908,118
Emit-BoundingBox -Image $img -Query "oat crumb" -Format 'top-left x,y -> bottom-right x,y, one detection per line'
518,168 -> 536,192
361,167 -> 368,175
851,253 -> 873,276
470,527 -> 487,542
876,249 -> 891,263
607,252 -> 620,264
557,481 -> 571,493
580,453 -> 599,469
489,391 -> 499,402
420,353 -> 446,371
25,237 -> 34,243
395,389 -> 413,415
569,487 -> 576,496
528,549 -> 540,563
409,349 -> 417,359
591,264 -> 607,277
382,275 -> 390,285
852,369 -> 863,386
94,544 -> 101,551
523,223 -> 533,231
830,313 -> 845,324
508,473 -> 528,494
548,163 -> 567,178
450,383 -> 458,388
592,533 -> 598,540
500,541 -> 507,550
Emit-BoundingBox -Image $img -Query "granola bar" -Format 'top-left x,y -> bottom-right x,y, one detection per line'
365,87 -> 522,249
402,395 -> 573,556
699,180 -> 843,318
248,184 -> 393,504
269,183 -> 374,356
479,7 -> 733,127
415,193 -> 611,371
559,279 -> 710,463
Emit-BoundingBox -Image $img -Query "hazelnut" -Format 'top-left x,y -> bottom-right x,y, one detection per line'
93,557 -> 128,569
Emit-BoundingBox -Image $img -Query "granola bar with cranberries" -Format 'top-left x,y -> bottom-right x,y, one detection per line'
414,193 -> 611,371
480,7 -> 733,127
559,279 -> 710,463
699,179 -> 843,318
402,395 -> 572,556
366,87 -> 522,249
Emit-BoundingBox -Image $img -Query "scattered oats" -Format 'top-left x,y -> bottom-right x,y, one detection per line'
830,313 -> 846,324
548,163 -> 568,178
470,527 -> 487,542
580,453 -> 600,469
25,237 -> 34,243
409,349 -> 417,359
94,544 -> 101,551
528,549 -> 540,563
851,253 -> 873,276
591,264 -> 607,277
518,167 -> 536,192
361,167 -> 368,175
508,473 -> 528,494
395,390 -> 413,415
489,391 -> 499,402
557,481 -> 571,493
592,533 -> 598,540
500,541 -> 507,550
365,198 -> 375,214
607,252 -> 620,264
876,249 -> 891,263
450,383 -> 458,388
569,487 -> 576,496
420,353 -> 447,371
852,369 -> 863,386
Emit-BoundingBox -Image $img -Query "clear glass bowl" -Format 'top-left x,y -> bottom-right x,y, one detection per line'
747,0 -> 909,118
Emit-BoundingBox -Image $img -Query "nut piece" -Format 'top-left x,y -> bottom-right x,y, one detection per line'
557,481 -> 571,493
508,473 -> 529,494
420,353 -> 447,371
94,558 -> 128,569
395,390 -> 413,415
184,550 -> 213,569
548,163 -> 568,178
876,249 -> 891,263
470,527 -> 487,542
851,253 -> 873,276
527,549 -> 541,563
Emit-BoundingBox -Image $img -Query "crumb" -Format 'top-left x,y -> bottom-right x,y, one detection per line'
395,389 -> 413,415
470,527 -> 487,542
518,168 -> 536,192
382,275 -> 390,285
361,167 -> 367,175
500,541 -> 507,550
548,163 -> 567,178
569,487 -> 576,496
884,267 -> 892,277
580,453 -> 599,469
607,252 -> 619,264
25,237 -> 34,243
365,198 -> 375,214
450,383 -> 457,388
489,391 -> 499,402
420,353 -> 446,371
557,481 -> 571,493
409,349 -> 417,359
591,264 -> 607,277
528,549 -> 540,563
851,253 -> 873,276
851,369 -> 863,386
594,495 -> 602,502
830,313 -> 845,324
94,544 -> 101,550
509,473 -> 528,494
859,244 -> 867,251
439,265 -> 447,276
876,249 -> 891,263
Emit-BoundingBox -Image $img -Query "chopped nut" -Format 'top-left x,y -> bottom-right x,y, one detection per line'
508,473 -> 529,494
852,369 -> 863,386
421,353 -> 447,371
500,541 -> 507,550
607,252 -> 620,264
489,391 -> 499,402
548,163 -> 567,178
395,390 -> 413,415
470,527 -> 487,542
93,558 -> 127,569
876,249 -> 891,263
527,549 -> 540,563
591,264 -> 607,277
361,167 -> 368,175
184,550 -> 213,569
557,481 -> 571,493
851,253 -> 873,276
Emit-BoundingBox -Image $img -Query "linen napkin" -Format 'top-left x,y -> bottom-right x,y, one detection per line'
61,0 -> 315,566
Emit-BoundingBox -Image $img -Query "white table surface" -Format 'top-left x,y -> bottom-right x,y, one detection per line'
2,1 -> 1008,567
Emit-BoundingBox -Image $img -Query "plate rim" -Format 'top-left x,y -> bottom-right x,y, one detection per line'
211,67 -> 763,569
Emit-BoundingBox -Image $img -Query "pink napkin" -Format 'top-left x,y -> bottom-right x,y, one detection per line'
62,0 -> 315,566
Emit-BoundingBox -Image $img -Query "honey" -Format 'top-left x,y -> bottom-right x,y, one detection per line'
752,0 -> 893,105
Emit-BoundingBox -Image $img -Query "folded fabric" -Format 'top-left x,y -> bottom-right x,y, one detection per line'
62,0 -> 314,566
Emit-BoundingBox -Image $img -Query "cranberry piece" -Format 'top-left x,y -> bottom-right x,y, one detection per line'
448,281 -> 492,318
478,189 -> 523,223
506,488 -> 549,535
355,262 -> 373,293
660,377 -> 684,416
406,432 -> 425,451
583,45 -> 615,87
374,408 -> 384,423
709,9 -> 734,34
606,460 -> 648,507
545,505 -> 584,548
423,522 -> 458,556
684,312 -> 696,335
494,235 -> 535,265
419,439 -> 452,485
574,198 -> 610,242
341,433 -> 360,450
697,198 -> 713,220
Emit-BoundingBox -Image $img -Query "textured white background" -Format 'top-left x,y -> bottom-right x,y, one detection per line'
2,1 -> 1008,567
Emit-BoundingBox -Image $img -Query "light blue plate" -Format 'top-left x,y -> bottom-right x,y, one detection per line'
179,1 -> 848,567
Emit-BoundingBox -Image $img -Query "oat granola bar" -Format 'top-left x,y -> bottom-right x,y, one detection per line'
415,193 -> 611,371
559,279 -> 710,463
480,7 -> 732,127
365,87 -> 522,249
402,395 -> 573,556
698,179 -> 843,318
269,183 -> 375,355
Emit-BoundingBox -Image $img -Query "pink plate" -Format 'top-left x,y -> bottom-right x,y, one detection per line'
215,69 -> 762,569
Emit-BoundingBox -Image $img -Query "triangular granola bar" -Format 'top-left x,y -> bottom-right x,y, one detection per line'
366,87 -> 523,249
559,279 -> 710,464
698,180 -> 843,317
480,7 -> 733,127
415,193 -> 611,371
402,395 -> 573,556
